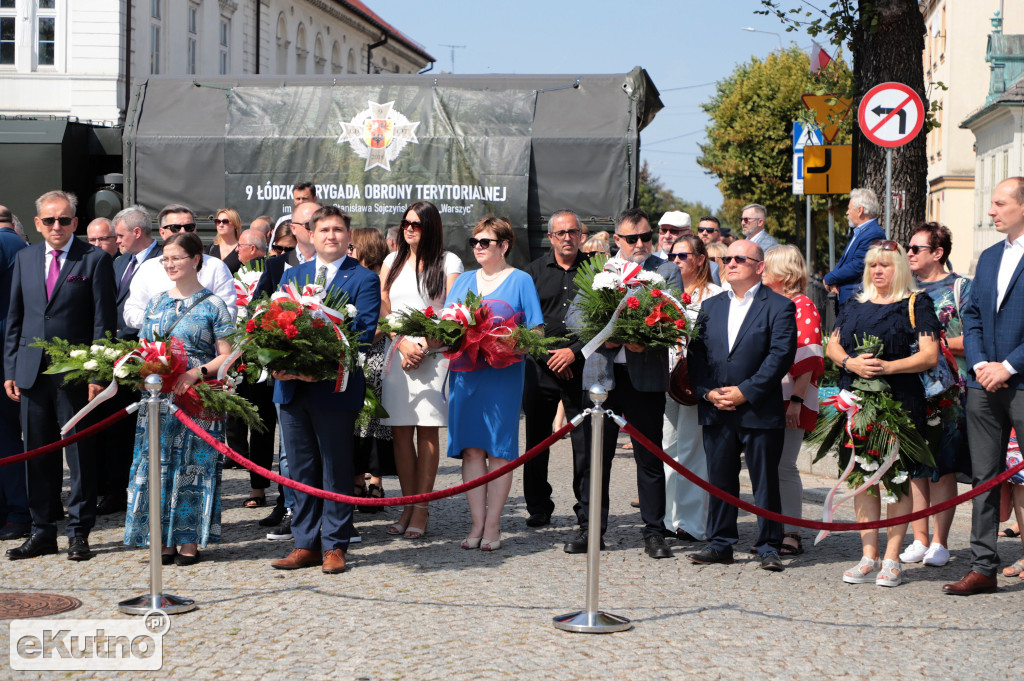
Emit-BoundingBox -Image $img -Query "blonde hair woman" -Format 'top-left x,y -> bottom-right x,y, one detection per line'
825,241 -> 940,586
762,245 -> 824,556
206,208 -> 242,273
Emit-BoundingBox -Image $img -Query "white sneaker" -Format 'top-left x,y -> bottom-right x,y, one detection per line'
899,539 -> 929,563
922,542 -> 949,566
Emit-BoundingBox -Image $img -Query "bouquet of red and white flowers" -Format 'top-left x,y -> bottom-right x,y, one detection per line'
233,261 -> 265,315
379,291 -> 558,371
570,254 -> 694,355
236,282 -> 363,391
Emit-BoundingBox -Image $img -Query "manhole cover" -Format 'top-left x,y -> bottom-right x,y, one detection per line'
0,593 -> 82,619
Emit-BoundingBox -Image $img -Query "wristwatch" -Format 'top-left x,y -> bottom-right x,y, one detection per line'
790,395 -> 804,404
841,355 -> 855,371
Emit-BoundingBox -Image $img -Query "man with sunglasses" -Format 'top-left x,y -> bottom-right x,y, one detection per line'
823,188 -> 885,308
4,191 -> 117,561
698,216 -> 723,284
688,239 -> 797,571
122,204 -> 237,329
654,211 -> 691,260
569,208 -> 682,559
740,204 -> 779,251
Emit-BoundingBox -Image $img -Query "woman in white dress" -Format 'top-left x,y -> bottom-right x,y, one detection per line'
380,201 -> 463,538
663,235 -> 722,541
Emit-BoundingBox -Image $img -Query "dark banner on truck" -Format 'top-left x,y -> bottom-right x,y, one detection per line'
224,85 -> 535,264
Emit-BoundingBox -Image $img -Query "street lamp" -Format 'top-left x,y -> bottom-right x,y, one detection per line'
741,27 -> 784,51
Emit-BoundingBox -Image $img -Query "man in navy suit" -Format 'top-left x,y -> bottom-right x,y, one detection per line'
688,239 -> 796,571
945,176 -> 1024,595
3,191 -> 117,561
824,188 -> 886,308
567,208 -> 683,560
270,205 -> 380,574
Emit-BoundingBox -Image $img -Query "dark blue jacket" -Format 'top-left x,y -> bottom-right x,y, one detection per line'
962,240 -> 1024,391
824,218 -> 885,304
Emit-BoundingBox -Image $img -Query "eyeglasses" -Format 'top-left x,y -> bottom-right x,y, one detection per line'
290,221 -> 308,230
401,219 -> 423,231
88,236 -> 115,243
697,227 -> 719,234
870,239 -> 900,252
236,242 -> 256,249
740,217 -> 760,224
615,231 -> 654,245
40,217 -> 74,227
669,252 -> 694,261
468,237 -> 500,249
159,256 -> 192,266
271,245 -> 295,254
720,255 -> 761,265
550,229 -> 581,239
906,245 -> 933,255
214,219 -> 232,226
165,223 -> 196,233
659,227 -> 686,235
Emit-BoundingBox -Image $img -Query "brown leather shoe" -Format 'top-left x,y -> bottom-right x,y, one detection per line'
942,570 -> 998,595
271,548 -> 322,570
322,548 -> 347,574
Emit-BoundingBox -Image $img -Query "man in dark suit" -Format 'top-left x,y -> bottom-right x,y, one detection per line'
567,208 -> 683,560
823,188 -> 886,308
0,206 -> 29,541
688,238 -> 796,571
945,176 -> 1024,595
3,190 -> 117,561
270,205 -> 380,574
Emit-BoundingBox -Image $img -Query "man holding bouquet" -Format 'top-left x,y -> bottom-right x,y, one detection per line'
569,208 -> 682,560
269,206 -> 381,574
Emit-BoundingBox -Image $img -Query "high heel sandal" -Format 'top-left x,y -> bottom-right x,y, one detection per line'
461,536 -> 482,550
387,506 -> 409,536
404,504 -> 429,539
481,536 -> 501,551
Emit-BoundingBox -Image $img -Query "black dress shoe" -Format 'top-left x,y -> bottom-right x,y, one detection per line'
8,534 -> 58,560
688,547 -> 735,565
526,512 -> 552,528
67,536 -> 93,561
96,493 -> 127,516
174,550 -> 201,567
0,522 -> 32,541
759,550 -> 785,572
674,529 -> 698,542
258,500 -> 287,527
161,551 -> 176,566
644,535 -> 674,559
563,529 -> 606,554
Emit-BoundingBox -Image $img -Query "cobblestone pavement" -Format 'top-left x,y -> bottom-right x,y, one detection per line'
1,419 -> 1021,680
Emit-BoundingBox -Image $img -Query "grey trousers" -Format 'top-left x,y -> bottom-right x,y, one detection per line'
965,387 -> 1024,576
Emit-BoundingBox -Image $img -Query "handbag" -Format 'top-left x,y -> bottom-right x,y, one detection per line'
668,354 -> 697,406
908,292 -> 958,398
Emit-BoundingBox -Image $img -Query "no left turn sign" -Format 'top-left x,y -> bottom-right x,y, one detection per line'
857,82 -> 924,148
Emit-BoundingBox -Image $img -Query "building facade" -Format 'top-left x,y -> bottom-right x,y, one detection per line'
0,0 -> 433,124
921,0 -> 1024,274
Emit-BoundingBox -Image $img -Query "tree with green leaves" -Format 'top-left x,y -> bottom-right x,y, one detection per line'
698,47 -> 854,269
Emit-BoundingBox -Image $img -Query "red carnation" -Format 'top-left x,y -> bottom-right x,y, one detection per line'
682,292 -> 692,305
938,398 -> 953,408
236,364 -> 247,372
674,319 -> 686,330
626,296 -> 640,309
245,319 -> 256,333
867,449 -> 881,457
261,315 -> 278,331
651,289 -> 663,298
311,318 -> 325,329
284,324 -> 299,339
423,306 -> 436,318
277,311 -> 298,327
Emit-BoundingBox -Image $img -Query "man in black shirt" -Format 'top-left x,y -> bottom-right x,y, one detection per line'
521,210 -> 590,528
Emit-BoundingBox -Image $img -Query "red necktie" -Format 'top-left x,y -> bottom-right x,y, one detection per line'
46,250 -> 61,300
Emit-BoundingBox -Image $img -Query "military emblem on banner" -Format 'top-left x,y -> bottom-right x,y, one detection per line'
337,100 -> 420,171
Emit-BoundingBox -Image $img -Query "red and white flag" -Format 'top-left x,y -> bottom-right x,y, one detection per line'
810,40 -> 833,74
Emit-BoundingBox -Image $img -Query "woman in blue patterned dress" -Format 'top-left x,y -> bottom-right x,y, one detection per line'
124,232 -> 235,566
441,217 -> 543,552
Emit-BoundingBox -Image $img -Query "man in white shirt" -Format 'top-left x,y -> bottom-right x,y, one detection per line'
740,203 -> 779,251
122,204 -> 237,328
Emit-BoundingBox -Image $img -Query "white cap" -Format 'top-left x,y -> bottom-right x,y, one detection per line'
658,211 -> 692,228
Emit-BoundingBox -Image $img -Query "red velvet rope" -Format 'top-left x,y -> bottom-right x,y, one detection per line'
174,408 -> 574,505
622,421 -> 1024,531
0,408 -> 131,467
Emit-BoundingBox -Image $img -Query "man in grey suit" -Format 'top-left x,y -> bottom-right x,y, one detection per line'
4,191 -> 117,561
566,208 -> 683,559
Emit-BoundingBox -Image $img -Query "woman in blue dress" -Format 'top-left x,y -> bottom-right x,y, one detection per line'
443,217 -> 543,551
124,232 -> 235,566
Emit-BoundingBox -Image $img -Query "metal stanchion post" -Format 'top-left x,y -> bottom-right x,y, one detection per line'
553,384 -> 632,634
119,374 -> 197,616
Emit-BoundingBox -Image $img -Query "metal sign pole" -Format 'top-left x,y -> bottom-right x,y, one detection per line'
120,374 -> 196,615
805,196 -> 812,274
884,148 -> 892,239
828,196 -> 835,270
553,385 -> 631,634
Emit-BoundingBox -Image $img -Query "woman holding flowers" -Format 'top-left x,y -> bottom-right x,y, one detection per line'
124,232 -> 235,566
380,202 -> 464,538
825,240 -> 939,587
662,235 -> 721,541
443,216 -> 543,551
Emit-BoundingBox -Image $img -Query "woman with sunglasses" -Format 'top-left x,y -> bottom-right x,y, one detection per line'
124,232 -> 235,566
825,240 -> 940,587
269,222 -> 297,256
380,202 -> 464,539
205,208 -> 242,274
441,216 -> 543,551
662,236 -> 721,542
762,245 -> 825,556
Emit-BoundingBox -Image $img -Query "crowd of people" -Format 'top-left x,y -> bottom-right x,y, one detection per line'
1,177 -> 1024,594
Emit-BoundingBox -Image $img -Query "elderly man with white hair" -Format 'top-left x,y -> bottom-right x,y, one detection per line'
823,188 -> 886,307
